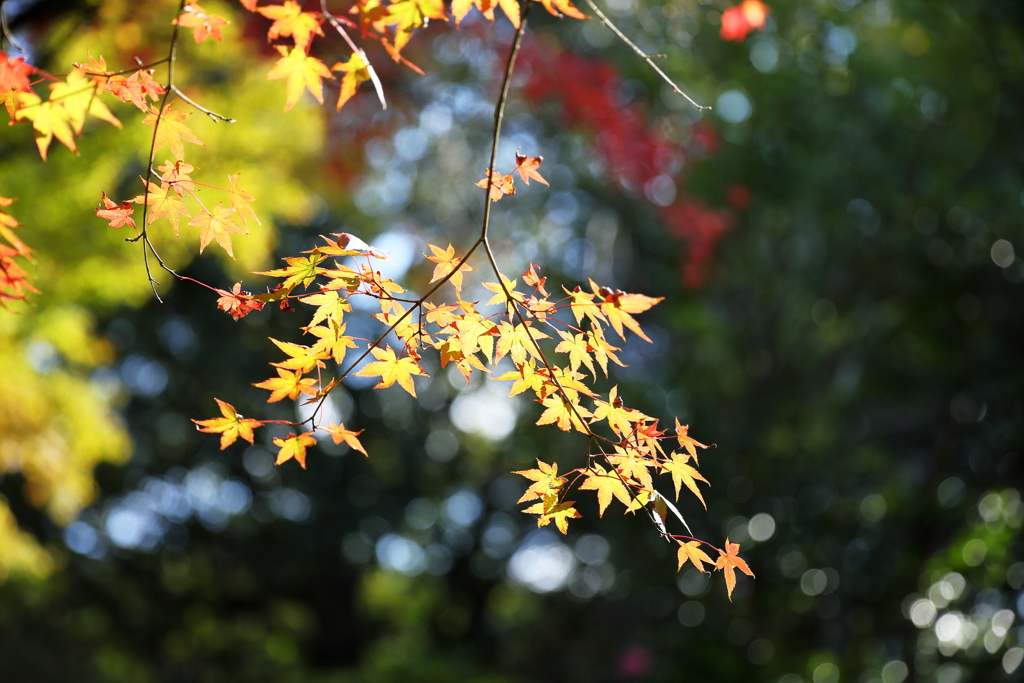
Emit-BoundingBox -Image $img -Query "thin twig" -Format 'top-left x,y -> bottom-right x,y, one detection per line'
172,85 -> 235,122
579,0 -> 708,111
320,0 -> 387,111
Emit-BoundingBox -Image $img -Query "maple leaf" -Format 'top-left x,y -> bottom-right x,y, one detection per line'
423,301 -> 460,327
715,539 -> 755,600
14,92 -> 76,160
513,459 -> 567,503
522,494 -> 581,534
192,398 -> 261,449
451,0 -> 520,28
322,423 -> 368,456
481,273 -> 524,309
298,290 -> 351,328
253,368 -> 318,402
537,0 -> 586,20
255,252 -> 327,291
591,386 -> 648,438
675,418 -> 709,466
537,394 -> 592,434
661,452 -> 709,508
317,232 -> 387,259
383,0 -> 447,53
476,169 -> 515,202
130,179 -> 190,235
564,285 -> 605,327
677,540 -> 713,573
305,320 -> 357,365
95,193 -> 136,230
258,1 -> 324,50
49,67 -> 121,134
273,431 -> 317,468
266,45 -> 334,112
191,202 -> 246,258
269,337 -> 327,373
495,360 -> 547,398
239,0 -> 260,10
579,463 -> 632,517
215,282 -> 265,320
158,159 -> 196,195
332,52 -> 370,111
425,243 -> 475,296
494,321 -> 548,367
514,152 -> 549,186
227,173 -> 259,227
554,330 -> 595,377
522,263 -> 548,297
607,446 -> 656,490
0,52 -> 34,94
174,2 -> 229,43
142,103 -> 205,161
353,346 -> 427,397
587,323 -> 623,376
597,284 -> 663,342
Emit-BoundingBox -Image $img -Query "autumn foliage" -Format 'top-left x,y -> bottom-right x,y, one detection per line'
0,0 -> 757,599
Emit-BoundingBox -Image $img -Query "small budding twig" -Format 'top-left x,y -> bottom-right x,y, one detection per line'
579,0 -> 708,111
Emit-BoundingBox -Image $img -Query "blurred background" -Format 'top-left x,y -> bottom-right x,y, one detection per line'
0,0 -> 1022,681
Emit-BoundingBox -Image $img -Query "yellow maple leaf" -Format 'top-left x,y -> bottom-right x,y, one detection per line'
253,368 -> 318,402
192,398 -> 261,449
14,93 -> 76,160
268,337 -> 327,374
141,102 -> 205,161
273,432 -> 317,469
578,463 -> 632,517
661,452 -> 709,508
536,394 -> 592,434
353,346 -> 427,397
522,494 -> 581,534
512,459 -> 566,503
266,45 -> 334,112
331,52 -> 371,111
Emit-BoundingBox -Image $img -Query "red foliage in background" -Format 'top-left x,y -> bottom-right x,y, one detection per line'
521,45 -> 736,288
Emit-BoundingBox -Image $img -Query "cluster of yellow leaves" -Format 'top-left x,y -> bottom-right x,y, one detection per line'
238,0 -> 588,114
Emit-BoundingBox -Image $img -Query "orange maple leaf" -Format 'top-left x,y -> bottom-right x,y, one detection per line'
476,170 -> 515,202
273,431 -> 317,468
192,398 -> 261,449
537,0 -> 586,20
215,282 -> 265,320
174,2 -> 229,43
266,45 -> 334,112
322,422 -> 368,456
451,0 -> 520,28
715,538 -> 755,600
677,540 -> 713,573
95,193 -> 136,230
258,1 -> 324,50
514,152 -> 549,186
425,243 -> 475,295
191,202 -> 246,258
675,418 -> 709,466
